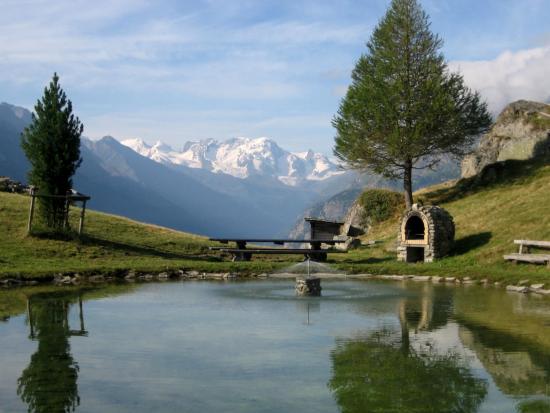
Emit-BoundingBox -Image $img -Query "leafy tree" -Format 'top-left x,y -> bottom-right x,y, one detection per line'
333,0 -> 492,209
18,294 -> 81,413
21,73 -> 83,229
329,329 -> 488,413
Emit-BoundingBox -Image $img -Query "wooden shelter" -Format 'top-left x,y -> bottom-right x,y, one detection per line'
27,187 -> 91,235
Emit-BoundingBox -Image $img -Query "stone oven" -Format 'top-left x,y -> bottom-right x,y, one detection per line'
397,204 -> 455,263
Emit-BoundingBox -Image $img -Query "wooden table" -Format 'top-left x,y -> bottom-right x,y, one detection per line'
209,238 -> 348,262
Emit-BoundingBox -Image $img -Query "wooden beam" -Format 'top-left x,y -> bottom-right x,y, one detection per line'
78,200 -> 87,235
514,240 -> 550,249
504,253 -> 550,265
27,187 -> 36,235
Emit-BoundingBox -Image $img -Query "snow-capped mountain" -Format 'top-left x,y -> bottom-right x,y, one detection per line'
121,137 -> 344,186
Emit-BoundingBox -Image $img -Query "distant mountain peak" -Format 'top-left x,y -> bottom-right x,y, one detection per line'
121,136 -> 344,186
0,102 -> 32,124
152,140 -> 173,152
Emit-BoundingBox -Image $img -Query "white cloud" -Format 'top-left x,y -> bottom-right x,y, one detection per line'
0,0 -> 364,101
450,45 -> 550,115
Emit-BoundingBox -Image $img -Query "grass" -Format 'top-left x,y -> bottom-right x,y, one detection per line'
0,193 -> 283,278
0,155 -> 549,284
332,157 -> 550,284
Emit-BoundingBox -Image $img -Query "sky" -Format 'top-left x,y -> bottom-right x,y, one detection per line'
1,0 -> 549,154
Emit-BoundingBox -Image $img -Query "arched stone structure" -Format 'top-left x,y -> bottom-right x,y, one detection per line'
397,204 -> 455,263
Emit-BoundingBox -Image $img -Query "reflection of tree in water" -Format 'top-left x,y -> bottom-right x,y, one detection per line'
330,285 -> 486,413
399,283 -> 454,333
17,293 -> 86,413
516,399 -> 550,413
329,329 -> 487,413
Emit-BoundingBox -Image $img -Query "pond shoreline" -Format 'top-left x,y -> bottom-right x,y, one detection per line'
2,268 -> 549,297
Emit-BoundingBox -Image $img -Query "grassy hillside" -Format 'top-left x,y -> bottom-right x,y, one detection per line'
0,192 -> 281,278
1,156 -> 549,283
335,157 -> 550,283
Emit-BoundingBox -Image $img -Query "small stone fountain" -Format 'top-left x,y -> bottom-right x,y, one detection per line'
270,258 -> 345,296
295,259 -> 322,296
295,277 -> 322,296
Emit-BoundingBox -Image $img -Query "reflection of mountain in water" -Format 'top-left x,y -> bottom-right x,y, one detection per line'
17,292 -> 87,413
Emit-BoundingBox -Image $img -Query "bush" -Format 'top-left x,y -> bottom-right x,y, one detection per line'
358,189 -> 404,226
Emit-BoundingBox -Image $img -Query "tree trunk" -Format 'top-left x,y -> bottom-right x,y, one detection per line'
403,159 -> 413,209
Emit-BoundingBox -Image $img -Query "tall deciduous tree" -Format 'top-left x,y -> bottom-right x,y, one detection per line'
21,73 -> 83,229
333,0 -> 492,209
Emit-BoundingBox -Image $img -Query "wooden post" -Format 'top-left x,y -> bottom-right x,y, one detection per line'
78,200 -> 87,235
27,186 -> 36,235
27,298 -> 35,339
63,194 -> 70,230
79,295 -> 85,332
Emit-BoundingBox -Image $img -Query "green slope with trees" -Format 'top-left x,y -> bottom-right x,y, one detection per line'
335,156 -> 550,283
0,155 -> 549,283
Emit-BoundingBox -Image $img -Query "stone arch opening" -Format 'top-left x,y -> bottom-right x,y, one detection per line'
405,215 -> 425,241
397,205 -> 455,263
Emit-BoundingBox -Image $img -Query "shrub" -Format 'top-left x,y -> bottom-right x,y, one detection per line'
358,189 -> 404,226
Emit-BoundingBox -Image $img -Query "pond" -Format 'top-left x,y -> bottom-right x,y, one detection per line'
0,279 -> 549,413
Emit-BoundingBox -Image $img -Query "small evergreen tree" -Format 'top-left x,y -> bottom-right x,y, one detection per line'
21,73 -> 83,229
333,0 -> 492,209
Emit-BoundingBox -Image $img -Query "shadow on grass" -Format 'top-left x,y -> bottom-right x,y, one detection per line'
81,235 -> 221,262
338,256 -> 395,265
30,230 -> 80,241
452,232 -> 492,256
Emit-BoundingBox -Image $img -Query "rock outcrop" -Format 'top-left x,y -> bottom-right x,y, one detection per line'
461,100 -> 550,178
340,200 -> 368,237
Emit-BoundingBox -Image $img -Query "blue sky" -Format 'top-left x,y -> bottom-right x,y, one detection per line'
1,0 -> 549,154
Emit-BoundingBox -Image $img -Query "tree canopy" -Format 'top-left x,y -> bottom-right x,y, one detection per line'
333,0 -> 492,208
21,73 -> 83,229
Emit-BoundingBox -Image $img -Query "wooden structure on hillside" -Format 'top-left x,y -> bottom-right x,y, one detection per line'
27,187 -> 91,235
504,240 -> 550,267
209,238 -> 347,262
306,218 -> 344,240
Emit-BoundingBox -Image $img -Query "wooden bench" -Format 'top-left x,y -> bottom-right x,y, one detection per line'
504,240 -> 550,267
209,238 -> 347,262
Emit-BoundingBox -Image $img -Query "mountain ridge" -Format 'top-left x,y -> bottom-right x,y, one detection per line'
121,136 -> 345,187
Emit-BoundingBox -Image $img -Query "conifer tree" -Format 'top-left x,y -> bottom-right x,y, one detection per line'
21,73 -> 83,229
333,0 -> 492,209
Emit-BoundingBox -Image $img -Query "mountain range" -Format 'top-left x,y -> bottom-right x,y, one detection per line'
121,137 -> 343,186
0,101 -> 461,237
0,102 -> 361,237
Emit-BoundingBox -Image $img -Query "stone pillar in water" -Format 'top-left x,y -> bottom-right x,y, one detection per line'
295,277 -> 322,296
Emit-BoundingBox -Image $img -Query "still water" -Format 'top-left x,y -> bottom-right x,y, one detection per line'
0,279 -> 549,413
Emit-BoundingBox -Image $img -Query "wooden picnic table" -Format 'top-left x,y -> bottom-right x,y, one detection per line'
209,238 -> 347,262
504,239 -> 550,267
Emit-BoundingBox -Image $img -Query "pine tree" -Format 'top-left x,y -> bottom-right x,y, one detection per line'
21,73 -> 83,229
333,0 -> 492,209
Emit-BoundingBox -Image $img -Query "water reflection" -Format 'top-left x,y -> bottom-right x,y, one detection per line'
0,280 -> 548,413
516,399 -> 550,412
17,292 -> 86,413
453,287 -> 550,405
329,329 -> 488,413
329,284 -> 488,413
